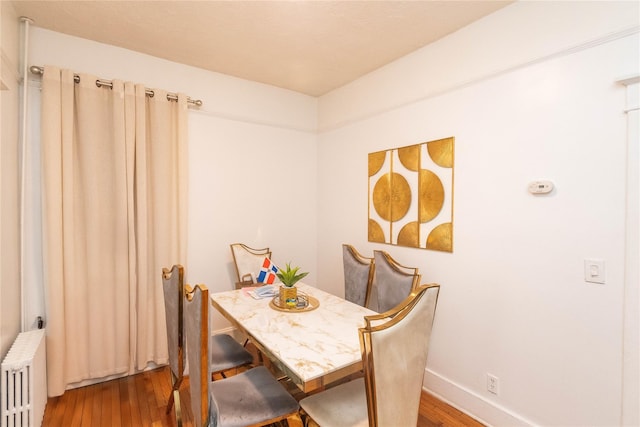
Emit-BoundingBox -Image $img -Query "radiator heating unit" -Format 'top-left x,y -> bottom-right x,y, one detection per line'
1,329 -> 46,427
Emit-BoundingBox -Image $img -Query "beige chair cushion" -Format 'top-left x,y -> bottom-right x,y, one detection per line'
300,378 -> 369,427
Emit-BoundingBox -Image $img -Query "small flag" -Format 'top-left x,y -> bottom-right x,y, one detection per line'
256,257 -> 279,284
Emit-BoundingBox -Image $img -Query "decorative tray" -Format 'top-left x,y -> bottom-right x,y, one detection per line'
269,294 -> 319,313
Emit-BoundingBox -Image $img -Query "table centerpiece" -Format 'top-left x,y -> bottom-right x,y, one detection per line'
276,262 -> 308,308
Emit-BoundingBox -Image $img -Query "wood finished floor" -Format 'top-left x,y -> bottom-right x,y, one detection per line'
42,365 -> 484,427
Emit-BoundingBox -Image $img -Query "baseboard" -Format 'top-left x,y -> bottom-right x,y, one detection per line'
423,369 -> 536,427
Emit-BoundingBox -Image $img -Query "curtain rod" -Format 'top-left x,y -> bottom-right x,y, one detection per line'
29,65 -> 203,107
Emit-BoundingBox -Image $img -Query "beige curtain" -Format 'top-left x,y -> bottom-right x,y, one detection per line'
41,66 -> 187,397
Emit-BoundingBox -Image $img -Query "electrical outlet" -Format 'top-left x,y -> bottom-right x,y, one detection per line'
487,373 -> 499,395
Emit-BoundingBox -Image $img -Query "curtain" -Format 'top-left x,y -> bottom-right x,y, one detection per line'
40,66 -> 187,397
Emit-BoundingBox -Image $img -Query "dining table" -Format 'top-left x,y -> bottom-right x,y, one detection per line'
209,282 -> 376,393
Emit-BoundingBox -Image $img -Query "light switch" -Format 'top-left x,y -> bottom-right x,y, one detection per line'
584,259 -> 605,284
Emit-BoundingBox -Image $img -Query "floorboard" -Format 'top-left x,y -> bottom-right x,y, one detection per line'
42,366 -> 484,426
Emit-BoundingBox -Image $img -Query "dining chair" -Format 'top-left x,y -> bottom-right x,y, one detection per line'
161,265 -> 254,424
342,244 -> 374,307
184,283 -> 303,427
161,265 -> 185,426
369,250 -> 421,313
299,283 -> 441,427
230,243 -> 272,285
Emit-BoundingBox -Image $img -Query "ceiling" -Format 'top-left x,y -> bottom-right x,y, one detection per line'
11,1 -> 512,97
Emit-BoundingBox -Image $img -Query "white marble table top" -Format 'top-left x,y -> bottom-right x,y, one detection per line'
210,282 -> 376,392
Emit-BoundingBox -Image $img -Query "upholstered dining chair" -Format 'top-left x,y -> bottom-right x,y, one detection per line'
342,244 -> 374,307
369,250 -> 421,313
161,265 -> 254,425
299,283 -> 441,427
230,243 -> 272,285
184,283 -> 303,427
161,265 -> 185,425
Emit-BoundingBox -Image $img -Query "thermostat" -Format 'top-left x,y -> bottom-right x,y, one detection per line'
528,180 -> 554,194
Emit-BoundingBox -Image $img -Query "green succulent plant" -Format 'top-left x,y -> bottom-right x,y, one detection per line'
276,262 -> 309,287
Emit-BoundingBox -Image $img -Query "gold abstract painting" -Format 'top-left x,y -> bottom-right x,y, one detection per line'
368,137 -> 454,252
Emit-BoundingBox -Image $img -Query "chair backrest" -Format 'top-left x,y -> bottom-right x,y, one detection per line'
360,284 -> 440,427
184,283 -> 210,427
162,265 -> 185,384
230,243 -> 272,284
342,244 -> 374,307
371,250 -> 421,313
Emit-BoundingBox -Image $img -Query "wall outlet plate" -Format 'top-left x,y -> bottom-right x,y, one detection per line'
487,373 -> 499,395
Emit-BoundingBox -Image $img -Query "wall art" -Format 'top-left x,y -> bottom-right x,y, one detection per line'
368,137 -> 454,252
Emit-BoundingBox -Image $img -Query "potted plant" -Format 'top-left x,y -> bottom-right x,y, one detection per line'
277,262 -> 309,307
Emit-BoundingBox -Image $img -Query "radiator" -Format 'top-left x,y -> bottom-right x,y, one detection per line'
1,329 -> 47,427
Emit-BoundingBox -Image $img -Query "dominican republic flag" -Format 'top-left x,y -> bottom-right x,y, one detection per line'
257,257 -> 279,284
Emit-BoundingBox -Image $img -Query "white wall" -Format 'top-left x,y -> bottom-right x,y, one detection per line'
187,113 -> 317,328
315,1 -> 639,426
24,28 -> 318,331
621,77 -> 639,427
1,0 -> 22,359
